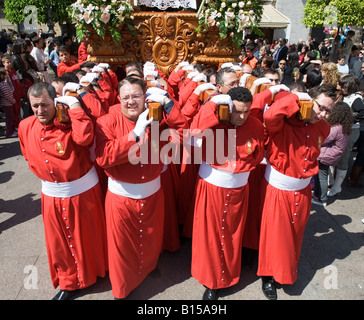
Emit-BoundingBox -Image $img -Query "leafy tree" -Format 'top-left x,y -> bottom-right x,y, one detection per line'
4,0 -> 74,25
303,0 -> 364,29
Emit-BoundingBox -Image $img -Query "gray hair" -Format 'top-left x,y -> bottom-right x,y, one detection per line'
28,82 -> 57,101
216,67 -> 237,86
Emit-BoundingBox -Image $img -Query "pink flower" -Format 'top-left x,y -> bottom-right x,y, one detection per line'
83,11 -> 93,24
101,12 -> 111,24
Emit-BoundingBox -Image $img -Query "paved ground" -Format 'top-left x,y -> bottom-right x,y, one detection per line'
1,126 -> 364,301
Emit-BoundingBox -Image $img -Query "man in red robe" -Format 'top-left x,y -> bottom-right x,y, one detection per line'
95,76 -> 187,299
257,84 -> 336,299
189,86 -> 265,300
18,82 -> 108,300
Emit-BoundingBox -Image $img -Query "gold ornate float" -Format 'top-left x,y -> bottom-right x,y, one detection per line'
86,11 -> 240,75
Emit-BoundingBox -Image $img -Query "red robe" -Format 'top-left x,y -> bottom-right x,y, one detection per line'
242,89 -> 277,250
18,108 -> 108,291
95,103 -> 187,299
189,100 -> 265,289
177,92 -> 202,237
257,94 -> 330,284
167,68 -> 185,100
57,61 -> 81,77
161,163 -> 181,252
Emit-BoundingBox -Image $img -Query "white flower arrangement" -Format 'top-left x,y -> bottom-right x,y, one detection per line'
68,0 -> 135,43
197,0 -> 263,47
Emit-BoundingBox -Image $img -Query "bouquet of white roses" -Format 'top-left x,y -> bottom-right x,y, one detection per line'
69,0 -> 135,43
197,0 -> 263,47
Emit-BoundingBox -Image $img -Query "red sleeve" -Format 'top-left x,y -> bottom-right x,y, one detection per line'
98,74 -> 116,106
94,90 -> 110,113
106,69 -> 119,91
190,100 -> 219,133
57,62 -> 81,77
69,107 -> 95,147
264,93 -> 300,135
182,92 -> 201,124
178,80 -> 198,107
250,89 -> 274,122
95,114 -> 137,168
78,42 -> 88,63
168,69 -> 185,100
80,92 -> 107,121
159,98 -> 188,145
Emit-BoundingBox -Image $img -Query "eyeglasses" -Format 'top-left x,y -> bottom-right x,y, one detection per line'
224,80 -> 239,89
313,98 -> 331,115
279,63 -> 286,65
121,94 -> 144,103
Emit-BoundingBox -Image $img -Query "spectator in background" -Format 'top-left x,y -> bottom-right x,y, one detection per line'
337,54 -> 349,75
241,42 -> 259,70
31,37 -> 52,83
348,45 -> 360,73
312,102 -> 353,206
256,45 -> 269,68
0,67 -> 17,137
341,30 -> 355,64
321,62 -> 341,88
298,45 -> 309,65
350,46 -> 363,78
319,40 -> 329,60
11,42 -> 34,93
3,44 -> 13,57
299,51 -> 317,75
360,61 -> 364,90
305,69 -> 323,90
281,52 -> 302,85
274,38 -> 288,67
49,41 -> 61,77
276,59 -> 286,83
329,74 -> 363,196
2,55 -> 25,129
261,55 -> 274,70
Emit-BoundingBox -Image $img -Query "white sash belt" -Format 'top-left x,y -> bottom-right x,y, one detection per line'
41,166 -> 99,198
264,162 -> 311,191
108,175 -> 161,199
198,161 -> 250,189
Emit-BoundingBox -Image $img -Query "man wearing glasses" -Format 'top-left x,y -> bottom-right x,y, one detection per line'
257,84 -> 336,300
95,76 -> 187,299
215,67 -> 240,93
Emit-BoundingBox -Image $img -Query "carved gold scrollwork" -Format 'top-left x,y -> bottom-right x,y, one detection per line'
136,12 -> 198,75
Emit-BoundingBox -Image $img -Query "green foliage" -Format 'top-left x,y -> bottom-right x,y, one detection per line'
4,0 -> 74,25
303,0 -> 364,28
